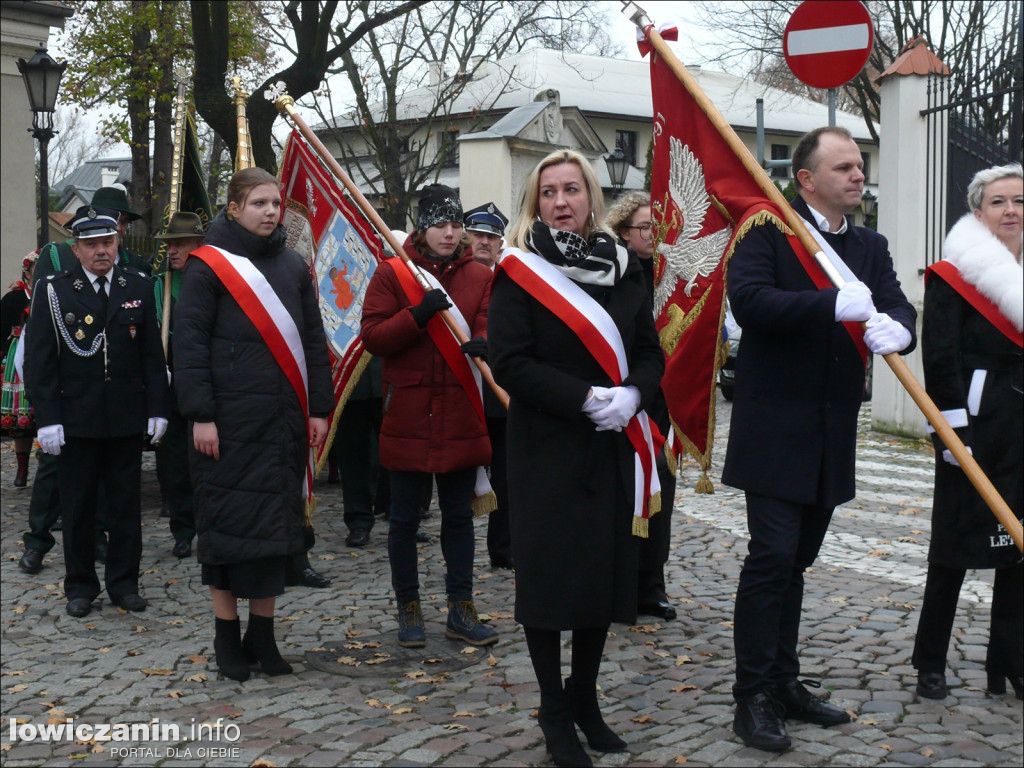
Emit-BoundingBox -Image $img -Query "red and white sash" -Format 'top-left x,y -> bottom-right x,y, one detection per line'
385,257 -> 494,512
192,245 -> 315,499
927,261 -> 1023,348
497,248 -> 664,535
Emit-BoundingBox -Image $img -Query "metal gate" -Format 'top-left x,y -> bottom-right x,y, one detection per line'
921,71 -> 1022,269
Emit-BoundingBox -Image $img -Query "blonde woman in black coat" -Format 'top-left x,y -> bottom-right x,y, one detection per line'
488,150 -> 664,766
914,163 -> 1023,700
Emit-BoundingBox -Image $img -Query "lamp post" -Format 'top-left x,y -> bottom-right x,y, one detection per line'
860,189 -> 877,230
18,45 -> 67,250
604,147 -> 629,197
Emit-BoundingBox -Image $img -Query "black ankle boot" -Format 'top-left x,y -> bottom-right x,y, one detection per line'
537,693 -> 592,767
565,676 -> 627,752
988,671 -> 1024,700
214,617 -> 250,682
14,452 -> 29,488
242,614 -> 293,676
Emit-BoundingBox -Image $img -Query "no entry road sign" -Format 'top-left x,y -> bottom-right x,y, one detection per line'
784,1 -> 874,90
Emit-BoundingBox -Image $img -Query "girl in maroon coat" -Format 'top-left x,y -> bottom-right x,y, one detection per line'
361,184 -> 498,649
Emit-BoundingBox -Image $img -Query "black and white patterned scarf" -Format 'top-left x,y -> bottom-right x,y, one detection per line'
526,219 -> 628,286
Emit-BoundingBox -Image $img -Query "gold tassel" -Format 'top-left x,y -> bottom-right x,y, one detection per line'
695,470 -> 714,494
664,442 -> 678,476
471,490 -> 497,517
304,492 -> 317,525
314,351 -> 373,478
648,490 -> 662,517
632,515 -> 649,539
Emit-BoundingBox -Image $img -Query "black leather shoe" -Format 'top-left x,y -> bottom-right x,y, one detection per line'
733,692 -> 790,752
489,554 -> 514,569
172,539 -> 192,558
18,549 -> 44,574
916,672 -> 948,700
299,567 -> 331,588
638,600 -> 677,621
775,679 -> 850,725
345,529 -> 370,548
113,594 -> 147,612
415,529 -> 430,543
94,539 -> 108,564
66,598 -> 92,618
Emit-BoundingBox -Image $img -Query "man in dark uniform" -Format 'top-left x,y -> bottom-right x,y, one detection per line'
24,207 -> 169,619
153,212 -> 205,559
18,187 -> 149,575
723,127 -> 917,751
463,202 -> 513,569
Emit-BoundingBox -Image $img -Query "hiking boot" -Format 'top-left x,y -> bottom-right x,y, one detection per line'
397,600 -> 426,648
445,598 -> 498,646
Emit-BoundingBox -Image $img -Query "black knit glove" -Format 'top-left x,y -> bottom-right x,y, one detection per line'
410,288 -> 452,328
460,336 -> 488,361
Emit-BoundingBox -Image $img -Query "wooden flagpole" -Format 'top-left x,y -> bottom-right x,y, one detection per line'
160,71 -> 189,356
265,84 -> 509,408
624,2 -> 1021,551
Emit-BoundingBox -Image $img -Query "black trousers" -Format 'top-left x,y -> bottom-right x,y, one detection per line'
388,468 -> 475,603
335,396 -> 384,532
638,451 -> 676,605
912,562 -> 1023,676
485,417 -> 511,563
59,437 -> 143,602
155,404 -> 195,543
23,451 -> 106,553
733,492 -> 834,701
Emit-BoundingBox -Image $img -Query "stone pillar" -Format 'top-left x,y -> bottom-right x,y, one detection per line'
872,41 -> 950,438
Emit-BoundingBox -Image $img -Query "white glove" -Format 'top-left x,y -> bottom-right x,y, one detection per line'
863,312 -> 912,355
582,386 -> 613,414
148,417 -> 169,444
589,386 -> 641,432
38,424 -> 65,455
834,281 -> 876,322
942,446 -> 972,467
166,366 -> 172,385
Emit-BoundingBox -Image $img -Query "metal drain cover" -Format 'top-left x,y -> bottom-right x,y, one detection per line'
305,633 -> 490,677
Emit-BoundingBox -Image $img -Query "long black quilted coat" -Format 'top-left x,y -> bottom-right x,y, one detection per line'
173,215 -> 334,565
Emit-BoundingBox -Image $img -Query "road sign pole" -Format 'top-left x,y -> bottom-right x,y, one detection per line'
828,87 -> 836,126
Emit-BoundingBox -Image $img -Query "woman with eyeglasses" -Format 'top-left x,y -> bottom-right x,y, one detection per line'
607,191 -> 677,624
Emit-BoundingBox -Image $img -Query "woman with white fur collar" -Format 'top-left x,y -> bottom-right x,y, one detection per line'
913,163 -> 1023,702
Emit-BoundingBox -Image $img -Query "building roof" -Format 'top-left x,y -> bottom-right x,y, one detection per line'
318,47 -> 876,140
876,36 -> 950,83
51,157 -> 132,197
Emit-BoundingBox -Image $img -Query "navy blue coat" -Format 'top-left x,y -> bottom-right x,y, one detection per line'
721,196 -> 916,508
25,262 -> 169,438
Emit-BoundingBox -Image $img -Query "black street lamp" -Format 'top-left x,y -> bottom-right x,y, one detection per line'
860,189 -> 877,230
18,45 -> 67,249
604,147 -> 630,196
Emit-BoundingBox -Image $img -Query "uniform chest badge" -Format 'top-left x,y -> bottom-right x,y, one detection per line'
129,325 -> 137,339
117,276 -> 127,288
64,312 -> 76,325
73,279 -> 84,291
121,300 -> 142,309
75,329 -> 85,340
84,314 -> 94,325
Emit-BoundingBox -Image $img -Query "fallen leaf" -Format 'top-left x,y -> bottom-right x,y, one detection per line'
393,707 -> 413,714
422,658 -> 444,664
879,744 -> 893,752
406,671 -> 426,679
165,578 -> 178,585
91,744 -> 106,754
675,757 -> 688,765
487,654 -> 498,667
631,715 -> 652,723
675,655 -> 692,666
166,619 -> 186,626
461,647 -> 478,655
442,724 -> 468,731
167,691 -> 184,699
336,656 -> 361,666
12,605 -> 27,614
416,696 -> 428,702
1,671 -> 27,677
365,699 -> 382,708
629,624 -> 662,634
189,655 -> 207,664
185,673 -> 207,683
921,748 -> 933,757
454,711 -> 475,718
671,684 -> 697,692
142,669 -> 174,676
6,684 -> 28,694
126,650 -> 141,656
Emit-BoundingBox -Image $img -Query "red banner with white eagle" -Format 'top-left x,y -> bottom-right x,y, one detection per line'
278,129 -> 386,477
647,46 -> 777,492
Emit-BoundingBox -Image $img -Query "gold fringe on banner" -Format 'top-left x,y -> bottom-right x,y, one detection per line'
315,350 -> 372,479
472,490 -> 498,517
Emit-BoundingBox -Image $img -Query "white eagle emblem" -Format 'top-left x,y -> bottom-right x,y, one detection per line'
654,137 -> 732,315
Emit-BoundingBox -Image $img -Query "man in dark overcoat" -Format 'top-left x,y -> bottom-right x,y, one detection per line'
722,127 -> 917,751
24,207 -> 169,619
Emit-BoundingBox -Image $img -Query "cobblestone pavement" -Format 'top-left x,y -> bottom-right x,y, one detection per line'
2,396 -> 1021,767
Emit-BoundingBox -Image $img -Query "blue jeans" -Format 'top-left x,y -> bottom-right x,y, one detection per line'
388,468 -> 476,603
